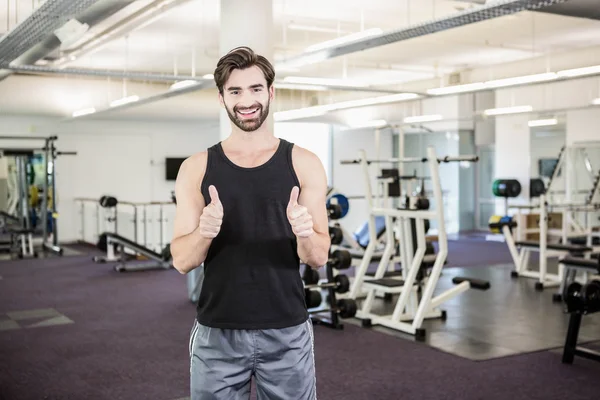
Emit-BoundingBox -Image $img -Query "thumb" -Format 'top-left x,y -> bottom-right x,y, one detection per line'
288,186 -> 299,209
208,185 -> 221,206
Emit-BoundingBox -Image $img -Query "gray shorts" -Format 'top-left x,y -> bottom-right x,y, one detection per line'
189,319 -> 317,400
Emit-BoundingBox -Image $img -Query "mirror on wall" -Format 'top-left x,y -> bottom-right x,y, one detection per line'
529,117 -> 566,200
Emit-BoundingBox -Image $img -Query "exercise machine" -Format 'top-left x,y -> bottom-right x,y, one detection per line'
499,197 -> 599,290
340,147 -> 489,339
558,255 -> 600,365
0,135 -> 76,256
93,231 -> 172,272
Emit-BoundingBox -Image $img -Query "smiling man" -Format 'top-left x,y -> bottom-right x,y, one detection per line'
170,46 -> 331,400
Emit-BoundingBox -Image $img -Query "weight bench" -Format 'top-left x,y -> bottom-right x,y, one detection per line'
93,232 -> 171,272
557,256 -> 600,365
506,233 -> 592,290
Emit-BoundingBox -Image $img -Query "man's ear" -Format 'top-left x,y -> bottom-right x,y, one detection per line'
218,92 -> 225,108
269,85 -> 275,101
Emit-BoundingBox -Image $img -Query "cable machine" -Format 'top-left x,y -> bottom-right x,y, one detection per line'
0,135 -> 76,257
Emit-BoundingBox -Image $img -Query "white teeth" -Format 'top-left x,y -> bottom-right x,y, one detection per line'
239,108 -> 258,114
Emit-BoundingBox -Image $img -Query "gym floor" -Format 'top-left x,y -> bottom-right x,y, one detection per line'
2,238 -> 600,400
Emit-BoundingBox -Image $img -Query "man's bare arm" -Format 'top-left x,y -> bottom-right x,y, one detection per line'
288,148 -> 331,269
170,153 -> 222,274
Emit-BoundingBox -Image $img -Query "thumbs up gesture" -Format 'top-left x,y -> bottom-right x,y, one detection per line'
199,185 -> 223,239
287,186 -> 314,238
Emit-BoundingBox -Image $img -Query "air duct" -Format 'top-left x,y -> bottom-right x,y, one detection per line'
276,0 -> 571,69
0,0 -> 137,82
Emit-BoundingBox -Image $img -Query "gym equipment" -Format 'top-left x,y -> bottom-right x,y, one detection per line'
559,255 -> 600,365
305,289 -> 322,308
326,193 -> 349,219
1,136 -> 77,255
488,215 -> 517,234
307,247 -> 358,329
340,148 -> 489,339
93,232 -> 172,272
328,249 -> 352,270
306,288 -> 357,319
99,196 -> 118,208
503,195 -> 595,290
492,179 -> 521,198
530,178 -> 546,198
304,274 -> 350,294
329,225 -> 343,245
327,203 -> 343,220
302,267 -> 320,285
353,216 -> 386,248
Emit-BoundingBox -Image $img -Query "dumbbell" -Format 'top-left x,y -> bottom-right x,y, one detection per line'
329,226 -> 343,245
565,280 -> 600,314
584,280 -> 600,313
302,267 -> 320,285
327,204 -> 343,220
305,290 -> 358,319
305,289 -> 323,309
304,274 -> 350,294
328,249 -> 352,270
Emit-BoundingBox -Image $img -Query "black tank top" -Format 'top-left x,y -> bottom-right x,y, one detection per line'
196,138 -> 309,329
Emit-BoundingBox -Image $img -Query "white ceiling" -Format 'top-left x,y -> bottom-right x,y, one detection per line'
45,0 -> 600,84
2,0 -> 600,119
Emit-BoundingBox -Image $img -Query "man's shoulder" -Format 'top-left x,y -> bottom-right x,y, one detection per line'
291,144 -> 320,166
177,150 -> 209,182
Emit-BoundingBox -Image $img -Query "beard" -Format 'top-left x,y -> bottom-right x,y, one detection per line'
225,100 -> 270,132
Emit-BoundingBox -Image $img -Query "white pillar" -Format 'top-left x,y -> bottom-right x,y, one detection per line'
219,0 -> 274,141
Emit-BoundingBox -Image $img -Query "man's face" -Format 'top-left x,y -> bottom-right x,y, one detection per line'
220,65 -> 273,132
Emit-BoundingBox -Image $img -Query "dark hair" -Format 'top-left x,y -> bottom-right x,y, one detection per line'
213,46 -> 275,95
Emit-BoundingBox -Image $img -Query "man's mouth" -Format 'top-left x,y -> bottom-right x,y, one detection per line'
237,107 -> 259,119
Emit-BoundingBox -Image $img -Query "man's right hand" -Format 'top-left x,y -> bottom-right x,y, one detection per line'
198,185 -> 223,239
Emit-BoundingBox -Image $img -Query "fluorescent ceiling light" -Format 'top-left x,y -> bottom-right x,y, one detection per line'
592,98 -> 600,105
203,74 -> 214,79
274,107 -> 329,122
342,119 -> 388,130
557,65 -> 600,78
170,80 -> 198,90
283,76 -> 369,88
427,82 -> 486,95
305,28 -> 383,52
403,114 -> 443,123
275,83 -> 328,91
327,92 -> 420,110
72,107 -> 96,117
110,95 -> 139,107
484,72 -> 557,89
288,24 -> 349,34
528,118 -> 557,127
484,105 -> 533,116
275,50 -> 329,69
273,92 -> 419,122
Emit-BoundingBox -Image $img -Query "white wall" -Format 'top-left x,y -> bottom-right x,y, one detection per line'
494,114 -> 530,214
566,109 -> 600,145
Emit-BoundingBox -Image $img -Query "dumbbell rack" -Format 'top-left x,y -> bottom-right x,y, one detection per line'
307,262 -> 344,329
